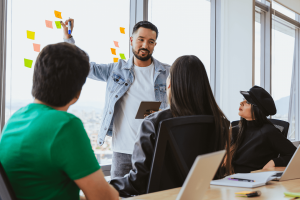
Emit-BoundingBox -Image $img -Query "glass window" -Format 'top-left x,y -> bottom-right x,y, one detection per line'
148,0 -> 211,79
6,0 -> 130,165
272,1 -> 296,20
271,17 -> 295,122
255,12 -> 261,86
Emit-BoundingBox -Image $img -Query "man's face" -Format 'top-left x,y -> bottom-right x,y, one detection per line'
130,27 -> 157,61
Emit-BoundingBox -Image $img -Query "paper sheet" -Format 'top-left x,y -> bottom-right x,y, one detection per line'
55,21 -> 62,29
33,43 -> 41,52
120,53 -> 126,60
120,27 -> 125,34
27,30 -> 35,40
111,48 -> 116,55
54,10 -> 62,19
24,59 -> 33,68
114,41 -> 119,47
113,58 -> 119,63
45,20 -> 53,29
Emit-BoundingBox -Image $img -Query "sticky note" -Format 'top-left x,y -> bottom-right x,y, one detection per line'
54,10 -> 62,19
120,27 -> 125,34
24,59 -> 33,68
120,53 -> 126,60
27,30 -> 35,40
114,41 -> 119,47
111,48 -> 116,55
33,43 -> 41,52
113,58 -> 119,63
55,21 -> 61,29
45,20 -> 53,29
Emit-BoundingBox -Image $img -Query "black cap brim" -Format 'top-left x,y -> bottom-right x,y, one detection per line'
240,91 -> 257,106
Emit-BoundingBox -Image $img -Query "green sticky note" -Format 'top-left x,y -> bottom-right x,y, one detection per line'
120,53 -> 126,60
24,58 -> 33,68
284,192 -> 300,197
55,21 -> 61,29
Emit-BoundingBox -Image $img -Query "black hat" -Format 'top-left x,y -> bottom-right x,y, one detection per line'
240,86 -> 276,116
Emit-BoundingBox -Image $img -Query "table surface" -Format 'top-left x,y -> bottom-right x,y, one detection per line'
127,167 -> 300,200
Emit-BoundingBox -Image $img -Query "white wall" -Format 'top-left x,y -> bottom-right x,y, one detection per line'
275,0 -> 300,15
219,0 -> 254,121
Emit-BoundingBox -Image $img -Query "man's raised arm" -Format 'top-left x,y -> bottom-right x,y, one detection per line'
60,19 -> 113,82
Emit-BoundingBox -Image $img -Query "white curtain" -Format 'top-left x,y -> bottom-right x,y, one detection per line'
0,0 -> 8,132
288,14 -> 300,141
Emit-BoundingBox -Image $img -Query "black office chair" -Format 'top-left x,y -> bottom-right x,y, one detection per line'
146,115 -> 223,194
0,163 -> 17,200
231,119 -> 289,138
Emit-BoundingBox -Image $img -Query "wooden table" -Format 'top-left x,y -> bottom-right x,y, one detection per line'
127,167 -> 300,200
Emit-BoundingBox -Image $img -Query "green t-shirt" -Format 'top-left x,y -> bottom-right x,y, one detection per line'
0,103 -> 101,200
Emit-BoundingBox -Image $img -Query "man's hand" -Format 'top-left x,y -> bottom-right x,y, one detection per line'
262,160 -> 275,170
60,18 -> 74,39
144,109 -> 162,118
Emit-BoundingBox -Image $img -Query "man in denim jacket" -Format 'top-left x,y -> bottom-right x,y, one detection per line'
61,20 -> 170,178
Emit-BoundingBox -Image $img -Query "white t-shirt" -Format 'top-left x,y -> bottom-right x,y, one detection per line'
112,63 -> 156,154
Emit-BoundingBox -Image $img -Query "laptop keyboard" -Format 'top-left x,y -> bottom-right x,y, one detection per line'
274,172 -> 283,177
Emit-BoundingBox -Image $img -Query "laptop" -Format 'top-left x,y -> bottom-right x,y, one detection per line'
272,145 -> 300,181
176,150 -> 226,200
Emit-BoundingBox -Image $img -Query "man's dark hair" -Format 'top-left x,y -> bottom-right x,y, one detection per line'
132,21 -> 159,39
32,42 -> 90,107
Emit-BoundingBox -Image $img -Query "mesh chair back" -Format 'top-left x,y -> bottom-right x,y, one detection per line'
147,115 -> 220,193
231,119 -> 289,138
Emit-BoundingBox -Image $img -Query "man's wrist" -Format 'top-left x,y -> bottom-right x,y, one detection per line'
64,35 -> 72,39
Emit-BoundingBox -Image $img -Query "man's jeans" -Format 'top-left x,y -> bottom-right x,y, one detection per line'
111,152 -> 132,179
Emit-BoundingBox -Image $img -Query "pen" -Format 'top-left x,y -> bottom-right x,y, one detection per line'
228,178 -> 255,182
68,17 -> 71,34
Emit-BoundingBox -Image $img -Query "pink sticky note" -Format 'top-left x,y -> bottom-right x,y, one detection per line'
45,20 -> 53,29
33,43 -> 41,52
114,41 -> 119,47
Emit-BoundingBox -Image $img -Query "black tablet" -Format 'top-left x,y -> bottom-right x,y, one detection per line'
135,101 -> 162,119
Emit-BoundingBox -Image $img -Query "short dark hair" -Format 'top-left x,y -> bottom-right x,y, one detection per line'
132,21 -> 159,39
32,42 -> 90,107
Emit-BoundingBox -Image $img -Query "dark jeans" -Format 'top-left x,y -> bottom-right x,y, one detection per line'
111,152 -> 132,179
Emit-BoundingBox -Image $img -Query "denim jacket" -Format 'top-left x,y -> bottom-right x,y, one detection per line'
64,37 -> 170,145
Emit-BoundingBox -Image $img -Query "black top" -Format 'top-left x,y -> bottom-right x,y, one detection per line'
232,120 -> 296,173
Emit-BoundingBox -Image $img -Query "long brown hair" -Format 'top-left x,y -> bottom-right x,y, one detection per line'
168,55 -> 232,178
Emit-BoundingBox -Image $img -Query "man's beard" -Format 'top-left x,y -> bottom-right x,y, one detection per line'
132,48 -> 152,61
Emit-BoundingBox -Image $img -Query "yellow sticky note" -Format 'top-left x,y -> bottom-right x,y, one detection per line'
111,48 -> 116,55
55,21 -> 62,29
113,58 -> 119,63
120,53 -> 126,60
33,43 -> 41,52
120,27 -> 125,34
27,30 -> 35,40
54,10 -> 62,19
24,58 -> 33,68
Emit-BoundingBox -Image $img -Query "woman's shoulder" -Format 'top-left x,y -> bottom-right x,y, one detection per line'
145,109 -> 173,125
259,123 -> 282,136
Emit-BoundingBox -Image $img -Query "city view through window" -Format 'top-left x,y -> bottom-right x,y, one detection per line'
5,0 -> 130,165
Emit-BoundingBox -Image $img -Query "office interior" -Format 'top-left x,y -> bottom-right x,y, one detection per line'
0,0 -> 300,199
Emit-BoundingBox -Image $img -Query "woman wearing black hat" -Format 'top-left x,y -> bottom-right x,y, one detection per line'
230,86 -> 296,173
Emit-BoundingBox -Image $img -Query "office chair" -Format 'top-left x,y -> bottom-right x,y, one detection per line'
231,119 -> 289,138
147,115 -> 223,193
0,163 -> 17,200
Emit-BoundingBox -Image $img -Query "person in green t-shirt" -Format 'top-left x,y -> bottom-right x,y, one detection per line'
0,42 -> 119,200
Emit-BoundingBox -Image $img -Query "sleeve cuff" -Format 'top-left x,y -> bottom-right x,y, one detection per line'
63,37 -> 75,44
272,157 -> 287,167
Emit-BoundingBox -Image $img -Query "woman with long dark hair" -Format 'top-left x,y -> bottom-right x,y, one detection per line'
109,55 -> 232,197
231,86 -> 296,173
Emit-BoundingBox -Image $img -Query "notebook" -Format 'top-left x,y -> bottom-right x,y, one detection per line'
210,171 -> 277,188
